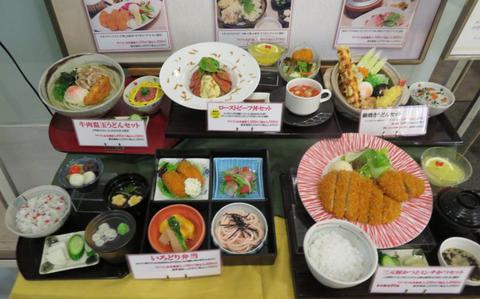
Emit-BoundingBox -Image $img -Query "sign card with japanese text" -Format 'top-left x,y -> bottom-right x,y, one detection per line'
207,102 -> 283,132
127,250 -> 222,279
370,266 -> 472,294
359,105 -> 428,137
73,119 -> 147,147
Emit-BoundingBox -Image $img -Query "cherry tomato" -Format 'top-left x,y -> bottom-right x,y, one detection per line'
224,175 -> 233,182
240,185 -> 250,194
241,166 -> 250,172
68,165 -> 82,174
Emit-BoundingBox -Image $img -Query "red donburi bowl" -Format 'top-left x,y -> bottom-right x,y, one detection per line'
148,204 -> 206,253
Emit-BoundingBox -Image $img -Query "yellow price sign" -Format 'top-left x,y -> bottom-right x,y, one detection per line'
210,109 -> 221,119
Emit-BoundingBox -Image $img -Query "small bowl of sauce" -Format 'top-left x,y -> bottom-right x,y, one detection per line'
438,237 -> 480,286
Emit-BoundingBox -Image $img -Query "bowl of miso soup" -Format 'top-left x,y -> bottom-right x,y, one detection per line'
38,53 -> 125,118
438,237 -> 480,286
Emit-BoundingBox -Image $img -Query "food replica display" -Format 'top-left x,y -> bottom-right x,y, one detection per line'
409,82 -> 456,117
58,157 -> 103,189
123,76 -> 164,115
297,133 -> 433,249
323,46 -> 409,120
279,46 -> 320,81
154,158 -> 209,200
39,53 -> 125,118
159,42 -> 260,110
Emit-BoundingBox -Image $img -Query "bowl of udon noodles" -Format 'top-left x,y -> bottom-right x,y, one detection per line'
38,53 -> 124,118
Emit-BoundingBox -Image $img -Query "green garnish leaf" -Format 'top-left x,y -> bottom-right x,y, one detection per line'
140,87 -> 149,96
384,13 -> 401,27
168,216 -> 188,250
199,57 -> 220,73
52,70 -> 77,101
241,0 -> 255,14
297,61 -> 309,73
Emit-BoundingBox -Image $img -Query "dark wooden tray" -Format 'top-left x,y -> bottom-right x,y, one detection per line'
139,149 -> 277,265
16,155 -> 156,280
280,171 -> 478,298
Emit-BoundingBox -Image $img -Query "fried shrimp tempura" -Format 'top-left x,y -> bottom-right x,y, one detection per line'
161,171 -> 187,197
377,170 -> 409,202
176,160 -> 203,185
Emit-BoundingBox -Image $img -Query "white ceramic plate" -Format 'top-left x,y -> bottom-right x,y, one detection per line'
154,158 -> 210,201
39,231 -> 99,275
91,0 -> 162,32
159,42 -> 261,110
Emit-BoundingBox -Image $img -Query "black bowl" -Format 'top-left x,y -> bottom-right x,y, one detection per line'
104,173 -> 149,217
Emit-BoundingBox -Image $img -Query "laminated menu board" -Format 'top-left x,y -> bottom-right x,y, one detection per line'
83,0 -> 172,52
335,0 -> 418,48
214,0 -> 293,47
444,0 -> 480,59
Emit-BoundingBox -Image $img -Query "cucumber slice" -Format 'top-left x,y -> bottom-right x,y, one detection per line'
380,254 -> 400,267
67,234 -> 85,261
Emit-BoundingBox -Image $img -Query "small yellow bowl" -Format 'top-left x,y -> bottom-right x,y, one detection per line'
248,42 -> 284,67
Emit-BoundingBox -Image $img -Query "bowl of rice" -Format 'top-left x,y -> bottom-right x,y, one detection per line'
303,219 -> 378,288
5,185 -> 71,238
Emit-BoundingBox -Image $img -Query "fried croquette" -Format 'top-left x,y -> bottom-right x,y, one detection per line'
161,170 -> 187,197
368,186 -> 384,225
382,195 -> 401,224
377,170 -> 409,202
400,171 -> 425,198
176,160 -> 204,185
318,171 -> 338,213
345,172 -> 361,221
333,171 -> 352,218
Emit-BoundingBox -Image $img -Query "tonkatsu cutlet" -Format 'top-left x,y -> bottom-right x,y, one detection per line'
368,186 -> 384,225
318,171 -> 338,213
382,195 -> 401,224
357,176 -> 373,224
333,171 -> 352,218
400,171 -> 425,198
345,172 -> 361,221
377,170 -> 409,202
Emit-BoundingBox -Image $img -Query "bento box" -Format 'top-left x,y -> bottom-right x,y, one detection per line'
140,149 -> 277,265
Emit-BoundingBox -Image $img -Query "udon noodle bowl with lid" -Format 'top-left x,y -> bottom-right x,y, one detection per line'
38,53 -> 124,118
211,202 -> 268,255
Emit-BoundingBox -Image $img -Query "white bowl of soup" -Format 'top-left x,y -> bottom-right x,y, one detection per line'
438,237 -> 480,286
285,78 -> 332,115
39,53 -> 124,118
409,82 -> 455,117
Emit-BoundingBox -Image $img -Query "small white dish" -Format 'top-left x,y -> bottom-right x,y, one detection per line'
438,237 -> 480,286
285,78 -> 331,116
409,82 -> 455,117
40,231 -> 99,275
123,76 -> 164,115
5,185 -> 71,238
211,202 -> 268,255
303,219 -> 378,288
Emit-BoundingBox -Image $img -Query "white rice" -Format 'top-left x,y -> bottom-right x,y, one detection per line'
308,231 -> 366,282
16,193 -> 68,234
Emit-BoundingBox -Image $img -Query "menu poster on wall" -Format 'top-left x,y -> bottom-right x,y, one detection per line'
83,0 -> 172,52
450,0 -> 480,57
215,0 -> 293,47
335,0 -> 418,48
